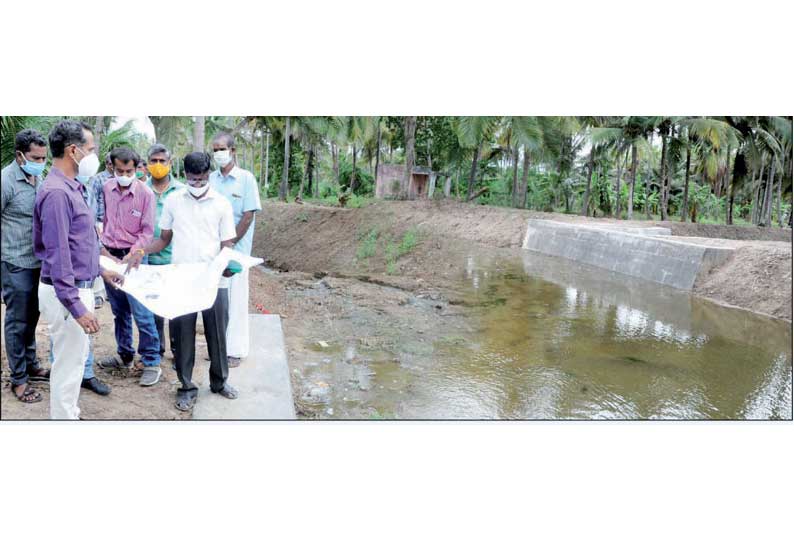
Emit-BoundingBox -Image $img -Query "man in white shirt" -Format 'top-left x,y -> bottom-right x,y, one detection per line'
125,152 -> 238,412
209,132 -> 262,368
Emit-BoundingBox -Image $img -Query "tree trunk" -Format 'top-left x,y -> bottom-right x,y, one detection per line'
725,145 -> 734,225
94,116 -> 104,155
645,161 -> 652,219
374,118 -> 382,189
467,140 -> 482,200
628,143 -> 638,220
582,147 -> 594,216
402,116 -> 417,199
760,160 -> 776,226
777,163 -> 783,227
331,143 -> 340,187
659,128 -> 669,221
259,129 -> 266,189
279,117 -> 291,202
511,145 -> 520,207
297,144 -> 313,199
350,146 -> 358,194
680,139 -> 692,222
520,146 -> 530,209
614,147 -> 627,218
193,116 -> 205,152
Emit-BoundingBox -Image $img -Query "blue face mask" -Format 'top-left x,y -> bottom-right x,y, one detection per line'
20,155 -> 46,177
76,175 -> 91,186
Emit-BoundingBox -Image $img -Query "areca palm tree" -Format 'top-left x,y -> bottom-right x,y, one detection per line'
453,116 -> 500,199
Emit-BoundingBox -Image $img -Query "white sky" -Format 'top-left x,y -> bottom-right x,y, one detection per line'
110,116 -> 156,139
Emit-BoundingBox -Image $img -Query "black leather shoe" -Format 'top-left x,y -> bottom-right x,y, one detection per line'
81,377 -> 111,396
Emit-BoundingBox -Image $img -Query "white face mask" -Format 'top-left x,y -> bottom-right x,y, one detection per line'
213,150 -> 232,167
116,174 -> 135,187
187,184 -> 209,198
74,147 -> 100,178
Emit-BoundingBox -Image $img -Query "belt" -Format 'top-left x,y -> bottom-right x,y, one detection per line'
106,246 -> 132,258
41,276 -> 94,288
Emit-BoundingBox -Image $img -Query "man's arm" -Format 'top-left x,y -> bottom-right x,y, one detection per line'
233,211 -> 254,244
123,229 -> 172,273
131,190 -> 155,253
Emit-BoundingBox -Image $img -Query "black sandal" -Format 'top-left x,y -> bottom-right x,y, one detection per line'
13,383 -> 43,404
175,394 -> 197,412
28,368 -> 50,382
212,384 -> 238,400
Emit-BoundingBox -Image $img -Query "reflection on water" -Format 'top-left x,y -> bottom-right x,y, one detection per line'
412,251 -> 792,420
300,250 -> 792,420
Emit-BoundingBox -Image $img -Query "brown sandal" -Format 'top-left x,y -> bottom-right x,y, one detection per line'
13,383 -> 43,404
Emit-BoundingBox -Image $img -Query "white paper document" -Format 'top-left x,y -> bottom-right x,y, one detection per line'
99,247 -> 263,319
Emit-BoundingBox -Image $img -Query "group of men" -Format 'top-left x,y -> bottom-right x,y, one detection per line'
1,120 -> 262,418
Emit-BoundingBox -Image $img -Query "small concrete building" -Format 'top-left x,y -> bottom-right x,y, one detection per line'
375,164 -> 450,200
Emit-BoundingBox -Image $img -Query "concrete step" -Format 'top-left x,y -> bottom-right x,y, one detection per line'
192,314 -> 296,420
522,219 -> 734,291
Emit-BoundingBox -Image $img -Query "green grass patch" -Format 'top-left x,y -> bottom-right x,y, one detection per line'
356,228 -> 379,260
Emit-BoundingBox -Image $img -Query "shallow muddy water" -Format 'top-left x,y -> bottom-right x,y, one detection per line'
296,251 -> 792,420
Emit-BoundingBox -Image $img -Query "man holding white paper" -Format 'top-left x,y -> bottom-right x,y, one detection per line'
125,152 -> 238,412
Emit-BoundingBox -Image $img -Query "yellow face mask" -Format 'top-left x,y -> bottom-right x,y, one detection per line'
147,163 -> 170,180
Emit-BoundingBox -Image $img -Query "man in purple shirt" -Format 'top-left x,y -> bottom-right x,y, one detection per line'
96,147 -> 162,387
34,120 -> 124,420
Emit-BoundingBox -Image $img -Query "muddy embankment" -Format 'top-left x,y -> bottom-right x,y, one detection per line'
252,200 -> 793,321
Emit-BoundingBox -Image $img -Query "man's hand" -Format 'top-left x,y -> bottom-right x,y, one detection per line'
76,312 -> 100,334
101,269 -> 125,289
222,269 -> 234,277
123,250 -> 144,275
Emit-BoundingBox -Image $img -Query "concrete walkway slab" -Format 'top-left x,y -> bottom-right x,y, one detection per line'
193,314 -> 296,420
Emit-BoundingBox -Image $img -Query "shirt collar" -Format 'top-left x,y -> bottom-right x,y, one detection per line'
148,176 -> 180,194
182,185 -> 219,202
111,177 -> 139,196
216,165 -> 242,180
11,160 -> 28,182
48,166 -> 82,191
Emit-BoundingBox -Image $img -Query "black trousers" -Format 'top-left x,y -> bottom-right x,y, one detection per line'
1,262 -> 42,386
171,288 -> 229,396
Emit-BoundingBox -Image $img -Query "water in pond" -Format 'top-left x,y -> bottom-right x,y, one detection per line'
300,251 -> 792,420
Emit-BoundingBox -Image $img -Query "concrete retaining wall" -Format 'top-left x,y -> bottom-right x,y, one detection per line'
522,219 -> 733,291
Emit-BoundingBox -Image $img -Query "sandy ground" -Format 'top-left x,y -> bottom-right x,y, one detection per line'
1,301 -> 218,420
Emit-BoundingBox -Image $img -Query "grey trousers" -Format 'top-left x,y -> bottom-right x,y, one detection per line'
1,262 -> 42,386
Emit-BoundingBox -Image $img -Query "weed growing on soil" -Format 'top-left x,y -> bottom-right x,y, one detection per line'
356,228 -> 379,260
296,212 -> 309,222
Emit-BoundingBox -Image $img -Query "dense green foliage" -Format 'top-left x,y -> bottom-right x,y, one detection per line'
2,115 -> 791,226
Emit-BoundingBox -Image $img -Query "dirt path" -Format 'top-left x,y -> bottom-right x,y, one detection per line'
2,302 -> 215,420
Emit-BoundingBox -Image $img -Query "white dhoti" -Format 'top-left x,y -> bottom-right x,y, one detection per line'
225,268 -> 250,358
39,283 -> 93,420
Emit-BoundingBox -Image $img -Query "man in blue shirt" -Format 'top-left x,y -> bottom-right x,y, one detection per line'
209,132 -> 262,367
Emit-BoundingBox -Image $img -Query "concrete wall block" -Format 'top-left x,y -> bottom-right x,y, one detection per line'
522,219 -> 735,291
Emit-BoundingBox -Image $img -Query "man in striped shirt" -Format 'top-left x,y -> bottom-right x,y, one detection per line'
96,147 -> 162,386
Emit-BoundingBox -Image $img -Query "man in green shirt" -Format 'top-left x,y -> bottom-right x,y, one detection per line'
144,144 -> 185,361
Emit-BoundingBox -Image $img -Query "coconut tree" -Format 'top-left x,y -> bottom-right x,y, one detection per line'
454,116 -> 500,199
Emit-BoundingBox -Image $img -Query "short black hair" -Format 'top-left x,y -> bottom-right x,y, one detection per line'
110,147 -> 138,168
49,120 -> 92,158
212,132 -> 235,149
147,143 -> 171,160
15,129 -> 47,154
183,152 -> 212,175
135,153 -> 146,167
